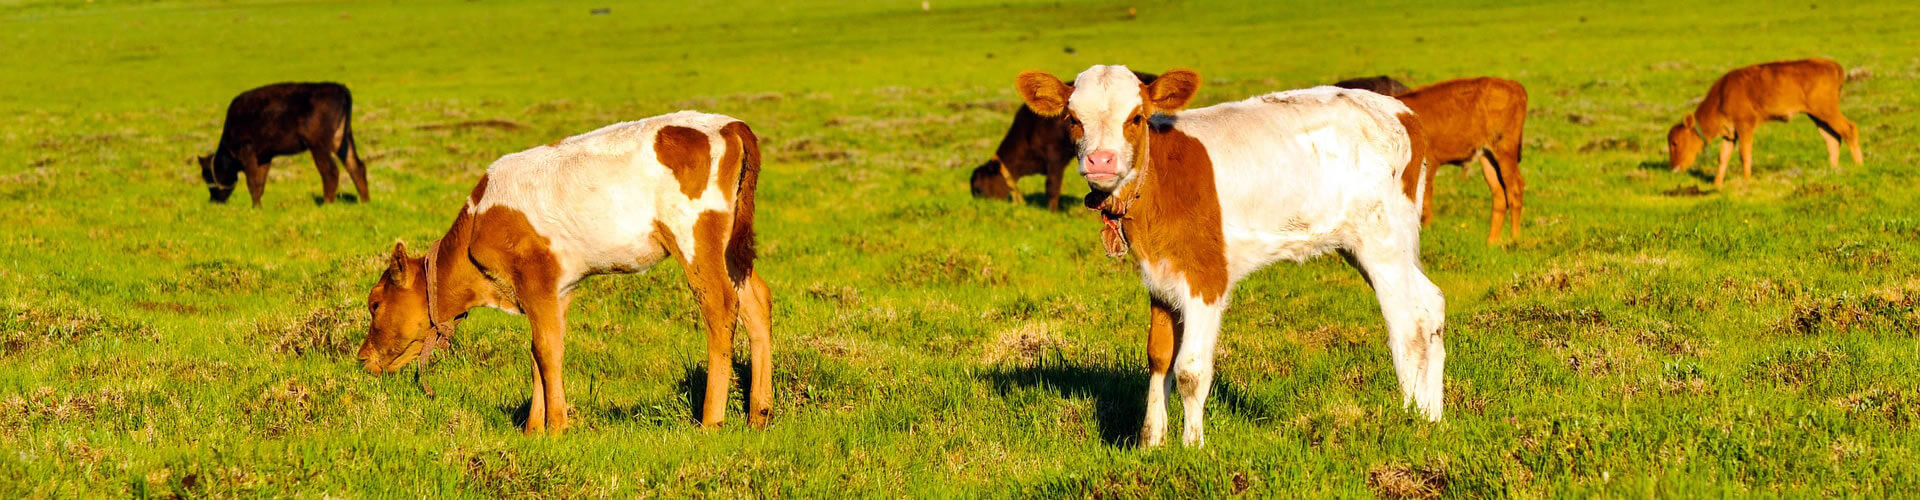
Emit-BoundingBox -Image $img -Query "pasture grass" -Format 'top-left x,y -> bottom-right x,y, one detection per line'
3,0 -> 1920,496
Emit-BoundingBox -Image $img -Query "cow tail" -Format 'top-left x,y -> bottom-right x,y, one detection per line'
721,121 -> 761,285
339,98 -> 365,174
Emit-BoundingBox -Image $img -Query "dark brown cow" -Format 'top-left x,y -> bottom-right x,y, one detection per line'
969,72 -> 1156,211
1668,58 -> 1861,186
196,82 -> 368,207
1395,77 -> 1528,244
1333,75 -> 1411,96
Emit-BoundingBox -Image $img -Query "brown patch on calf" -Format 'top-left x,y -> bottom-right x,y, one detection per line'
1395,112 -> 1436,224
1125,128 -> 1228,304
654,125 -> 711,198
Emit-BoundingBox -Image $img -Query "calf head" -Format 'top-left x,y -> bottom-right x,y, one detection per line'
1667,115 -> 1705,170
358,242 -> 434,374
969,159 -> 1018,201
1015,65 -> 1200,193
195,153 -> 240,203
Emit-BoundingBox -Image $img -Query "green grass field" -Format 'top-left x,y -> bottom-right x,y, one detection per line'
5,0 -> 1920,496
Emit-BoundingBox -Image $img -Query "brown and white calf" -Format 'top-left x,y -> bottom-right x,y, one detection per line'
1668,58 -> 1862,186
1395,77 -> 1528,244
1016,66 -> 1446,447
196,82 -> 369,207
356,111 -> 773,434
971,71 -> 1157,210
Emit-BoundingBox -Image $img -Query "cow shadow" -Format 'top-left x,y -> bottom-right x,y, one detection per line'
1637,160 -> 1722,183
981,357 -> 1283,448
1022,192 -> 1083,211
310,193 -> 361,205
494,359 -> 752,429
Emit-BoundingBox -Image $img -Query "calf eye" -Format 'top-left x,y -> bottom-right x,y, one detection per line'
1130,115 -> 1143,125
1066,116 -> 1081,126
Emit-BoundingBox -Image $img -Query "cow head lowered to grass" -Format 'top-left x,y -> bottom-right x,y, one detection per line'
1014,66 -> 1445,447
356,111 -> 774,435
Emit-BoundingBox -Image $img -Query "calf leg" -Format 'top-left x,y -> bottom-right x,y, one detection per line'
309,147 -> 340,204
1713,140 -> 1734,187
1476,154 -> 1508,244
1736,124 -> 1756,182
1142,295 -> 1182,447
1495,142 -> 1524,241
1173,295 -> 1225,447
242,157 -> 270,208
523,290 -> 571,435
737,270 -> 774,428
1349,231 -> 1447,421
1816,124 -> 1842,168
1808,109 -> 1862,166
1044,165 -> 1064,211
683,228 -> 742,428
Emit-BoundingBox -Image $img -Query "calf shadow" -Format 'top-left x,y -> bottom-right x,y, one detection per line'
1022,192 -> 1083,211
495,359 -> 753,429
1638,160 -> 1720,184
981,357 -> 1282,448
310,193 -> 361,205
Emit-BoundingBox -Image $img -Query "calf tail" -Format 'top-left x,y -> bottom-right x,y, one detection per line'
721,121 -> 762,285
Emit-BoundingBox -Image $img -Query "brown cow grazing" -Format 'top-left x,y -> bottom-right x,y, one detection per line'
357,112 -> 773,434
1333,75 -> 1411,96
196,82 -> 369,207
1395,77 -> 1528,244
1668,58 -> 1861,186
970,72 -> 1156,211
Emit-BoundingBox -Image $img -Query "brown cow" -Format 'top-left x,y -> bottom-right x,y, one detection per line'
1333,75 -> 1411,96
357,112 -> 772,434
196,82 -> 368,207
969,71 -> 1156,211
1395,77 -> 1528,244
1668,58 -> 1861,186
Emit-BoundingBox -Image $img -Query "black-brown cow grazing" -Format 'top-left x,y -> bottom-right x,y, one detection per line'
1668,58 -> 1862,186
1333,75 -> 1411,96
196,82 -> 368,207
969,72 -> 1156,211
1395,77 -> 1529,244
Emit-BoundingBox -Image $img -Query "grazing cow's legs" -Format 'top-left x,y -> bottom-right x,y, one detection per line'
738,270 -> 775,428
1044,166 -> 1065,211
309,147 -> 340,203
1807,109 -> 1862,167
1736,123 -> 1757,182
1142,295 -> 1182,447
1349,232 -> 1447,421
241,155 -> 270,208
523,284 -> 570,435
685,228 -> 742,429
1713,140 -> 1734,187
1476,155 -> 1508,244
1495,138 -> 1525,241
1815,123 -> 1843,168
1173,295 -> 1224,447
527,359 -> 546,430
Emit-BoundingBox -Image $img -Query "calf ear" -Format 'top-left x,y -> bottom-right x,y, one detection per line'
1147,69 -> 1202,112
1682,114 -> 1696,129
1016,71 -> 1072,117
386,241 -> 412,283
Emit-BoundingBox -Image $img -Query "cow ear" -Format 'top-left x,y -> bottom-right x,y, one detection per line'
1016,71 -> 1072,117
386,241 -> 412,283
1682,114 -> 1696,128
1148,69 -> 1201,112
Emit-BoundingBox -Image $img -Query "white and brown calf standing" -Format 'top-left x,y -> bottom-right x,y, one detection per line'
1017,66 -> 1446,447
356,111 -> 773,434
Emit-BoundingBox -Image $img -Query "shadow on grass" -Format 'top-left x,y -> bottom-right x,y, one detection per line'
311,193 -> 361,205
981,356 -> 1282,448
1021,192 -> 1083,211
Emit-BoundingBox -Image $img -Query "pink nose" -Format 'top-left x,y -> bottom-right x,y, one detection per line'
1085,150 -> 1118,175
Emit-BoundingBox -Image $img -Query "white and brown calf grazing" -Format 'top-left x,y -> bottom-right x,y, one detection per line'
356,111 -> 773,434
1668,58 -> 1862,186
1017,66 -> 1446,447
